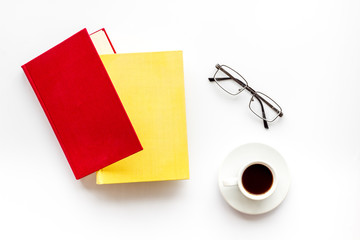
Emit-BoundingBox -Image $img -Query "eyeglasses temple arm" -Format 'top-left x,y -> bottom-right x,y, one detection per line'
253,95 -> 269,129
208,77 -> 283,117
209,77 -> 269,129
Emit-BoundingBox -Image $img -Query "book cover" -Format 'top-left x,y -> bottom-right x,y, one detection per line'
22,28 -> 143,179
97,51 -> 189,184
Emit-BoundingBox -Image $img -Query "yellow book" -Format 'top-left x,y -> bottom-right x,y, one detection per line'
96,51 -> 189,184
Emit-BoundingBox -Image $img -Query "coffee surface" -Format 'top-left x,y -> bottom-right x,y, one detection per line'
242,164 -> 273,195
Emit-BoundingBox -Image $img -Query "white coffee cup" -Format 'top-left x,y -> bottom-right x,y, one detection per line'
223,161 -> 277,201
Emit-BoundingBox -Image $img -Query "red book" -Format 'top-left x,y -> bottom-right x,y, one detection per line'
22,28 -> 142,179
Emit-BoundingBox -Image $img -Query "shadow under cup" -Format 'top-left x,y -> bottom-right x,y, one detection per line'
239,162 -> 277,201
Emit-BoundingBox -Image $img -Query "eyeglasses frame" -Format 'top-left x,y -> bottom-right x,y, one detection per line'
209,64 -> 283,129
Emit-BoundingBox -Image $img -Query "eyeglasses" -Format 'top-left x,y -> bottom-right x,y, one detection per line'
208,64 -> 283,129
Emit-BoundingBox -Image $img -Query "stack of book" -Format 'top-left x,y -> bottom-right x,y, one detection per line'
22,28 -> 189,184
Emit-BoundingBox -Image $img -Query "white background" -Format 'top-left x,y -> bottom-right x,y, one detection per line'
1,0 -> 360,239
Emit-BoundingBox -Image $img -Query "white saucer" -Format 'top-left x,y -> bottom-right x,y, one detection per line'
218,143 -> 290,215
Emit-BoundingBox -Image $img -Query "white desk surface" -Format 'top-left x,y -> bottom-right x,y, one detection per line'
1,1 -> 360,239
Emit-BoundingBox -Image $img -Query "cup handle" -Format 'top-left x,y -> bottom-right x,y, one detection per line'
222,177 -> 238,187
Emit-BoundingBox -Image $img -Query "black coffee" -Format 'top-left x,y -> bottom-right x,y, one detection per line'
241,164 -> 273,195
